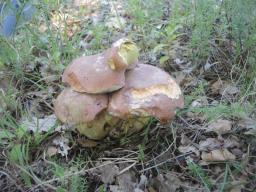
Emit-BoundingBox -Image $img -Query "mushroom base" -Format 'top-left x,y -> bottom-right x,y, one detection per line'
76,112 -> 119,140
109,117 -> 151,138
75,113 -> 150,140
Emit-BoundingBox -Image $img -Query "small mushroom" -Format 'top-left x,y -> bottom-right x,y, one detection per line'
108,64 -> 184,123
62,38 -> 139,94
54,88 -> 108,123
54,88 -> 116,139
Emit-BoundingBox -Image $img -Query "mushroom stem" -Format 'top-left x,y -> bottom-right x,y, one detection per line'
109,117 -> 151,138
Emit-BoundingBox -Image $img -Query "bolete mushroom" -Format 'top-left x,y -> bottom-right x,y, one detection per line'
62,38 -> 139,94
54,39 -> 184,140
54,88 -> 117,139
107,64 -> 184,136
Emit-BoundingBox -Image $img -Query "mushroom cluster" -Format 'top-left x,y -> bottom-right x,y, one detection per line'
54,38 -> 184,140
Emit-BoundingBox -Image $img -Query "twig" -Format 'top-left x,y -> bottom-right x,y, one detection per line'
139,152 -> 193,173
118,161 -> 137,175
0,170 -> 25,192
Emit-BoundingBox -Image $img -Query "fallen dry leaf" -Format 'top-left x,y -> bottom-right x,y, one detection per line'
178,145 -> 200,156
211,79 -> 239,96
206,119 -> 232,135
186,111 -> 206,122
191,97 -> 208,108
21,114 -> 57,133
116,171 -> 137,192
150,173 -> 181,192
199,137 -> 240,151
201,149 -> 236,162
224,136 -> 240,148
46,146 -> 58,157
220,84 -> 239,96
239,117 -> 256,135
230,186 -> 243,192
199,138 -> 223,151
94,161 -> 119,184
211,79 -> 224,94
181,133 -> 192,146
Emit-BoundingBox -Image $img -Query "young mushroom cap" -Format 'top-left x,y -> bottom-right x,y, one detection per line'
54,88 -> 108,124
108,64 -> 184,122
54,88 -> 122,140
62,38 -> 139,94
107,38 -> 139,71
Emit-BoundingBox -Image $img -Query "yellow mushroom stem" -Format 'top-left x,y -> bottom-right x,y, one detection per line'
76,112 -> 150,140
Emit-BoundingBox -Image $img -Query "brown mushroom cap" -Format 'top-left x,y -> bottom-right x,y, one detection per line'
108,64 -> 184,122
62,39 -> 139,94
54,88 -> 108,124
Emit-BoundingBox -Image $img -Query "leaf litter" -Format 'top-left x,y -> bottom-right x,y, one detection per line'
21,114 -> 57,133
206,119 -> 232,135
201,149 -> 236,162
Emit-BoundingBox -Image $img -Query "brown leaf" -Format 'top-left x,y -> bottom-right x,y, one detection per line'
77,138 -> 99,147
220,84 -> 239,96
230,186 -> 243,192
46,146 -> 58,157
206,119 -> 232,135
150,173 -> 181,192
201,149 -> 236,162
181,133 -> 192,146
239,117 -> 256,135
199,138 -> 222,151
211,80 -> 239,96
211,79 -> 224,94
223,136 -> 240,148
191,97 -> 208,108
199,137 -> 240,151
21,114 -> 57,133
94,161 -> 119,184
116,167 -> 137,192
178,145 -> 200,156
